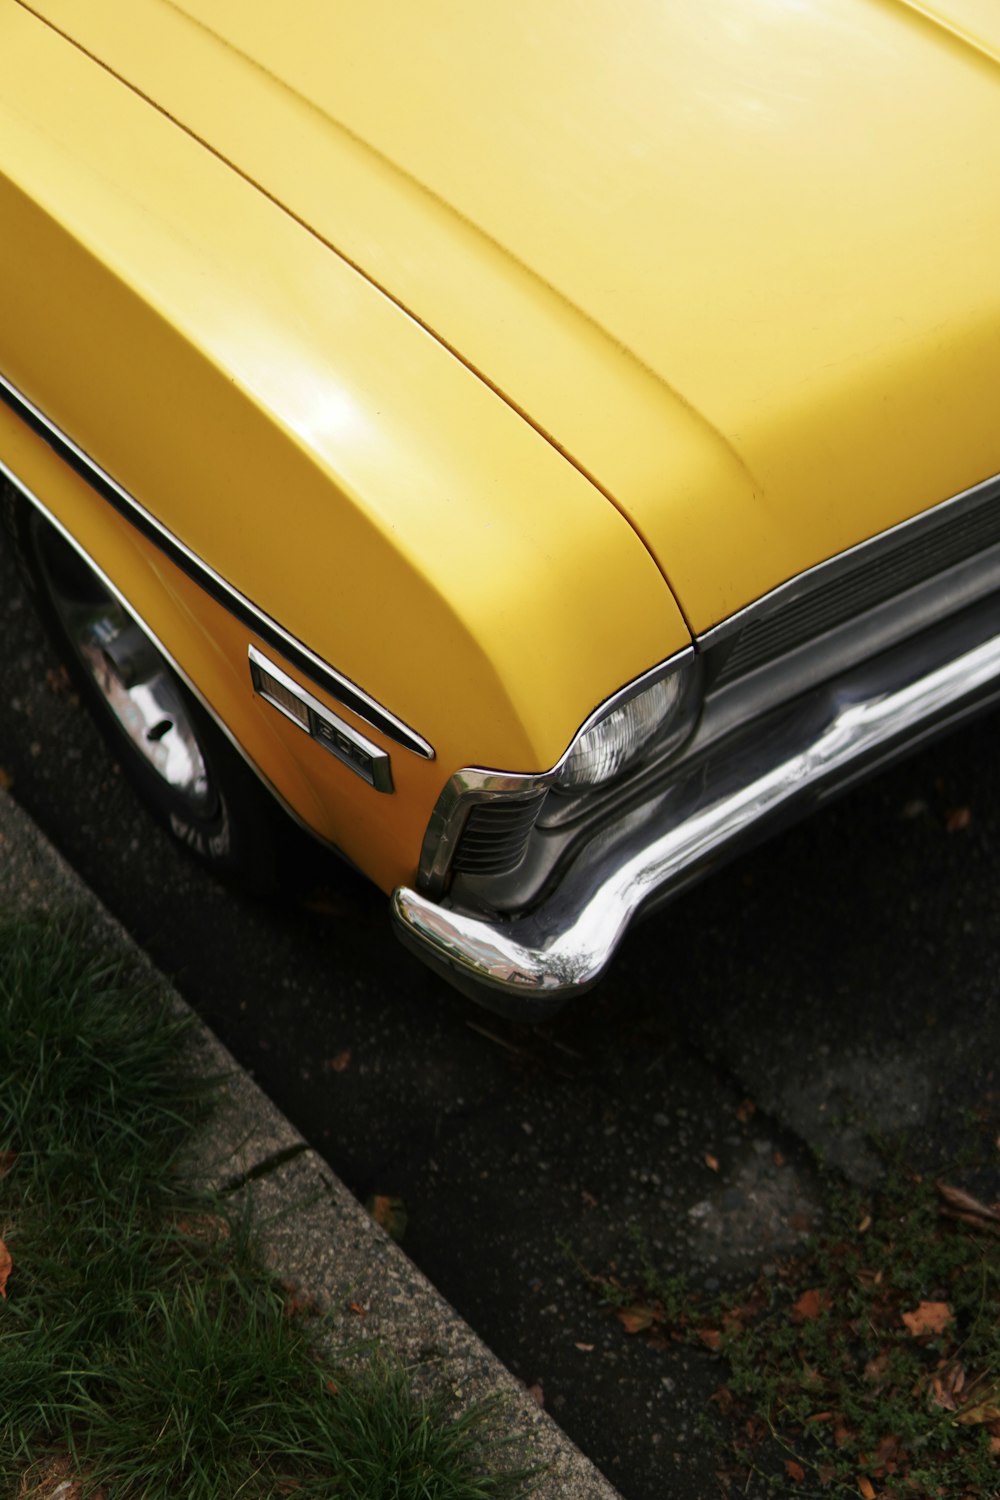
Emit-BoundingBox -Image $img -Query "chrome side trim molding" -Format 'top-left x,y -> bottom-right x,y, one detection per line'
0,369 -> 434,759
394,606 -> 1000,1016
697,469 -> 1000,650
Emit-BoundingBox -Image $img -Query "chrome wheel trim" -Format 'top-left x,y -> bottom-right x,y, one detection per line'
38,538 -> 215,815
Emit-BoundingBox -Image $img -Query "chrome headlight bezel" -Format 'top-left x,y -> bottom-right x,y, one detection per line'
551,648 -> 699,793
417,648 -> 701,897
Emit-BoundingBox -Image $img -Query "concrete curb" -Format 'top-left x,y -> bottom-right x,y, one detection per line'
0,790 -> 622,1499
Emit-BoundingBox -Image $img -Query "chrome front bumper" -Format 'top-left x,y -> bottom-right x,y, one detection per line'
392,601 -> 1000,1018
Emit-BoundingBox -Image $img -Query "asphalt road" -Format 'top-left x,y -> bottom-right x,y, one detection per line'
2,533 -> 998,1499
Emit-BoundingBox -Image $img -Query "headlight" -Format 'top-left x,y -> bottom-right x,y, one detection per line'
554,652 -> 697,792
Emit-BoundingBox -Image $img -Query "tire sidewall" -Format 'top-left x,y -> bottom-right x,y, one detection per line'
9,491 -> 280,893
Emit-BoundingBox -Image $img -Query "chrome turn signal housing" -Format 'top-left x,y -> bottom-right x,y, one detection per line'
249,645 -> 393,793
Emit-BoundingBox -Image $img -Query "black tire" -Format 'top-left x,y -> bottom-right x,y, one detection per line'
8,490 -> 284,894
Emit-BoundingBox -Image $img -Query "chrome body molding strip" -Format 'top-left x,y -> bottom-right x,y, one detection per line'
416,647 -> 696,894
394,601 -> 1000,1018
696,469 -> 1000,650
0,370 -> 434,759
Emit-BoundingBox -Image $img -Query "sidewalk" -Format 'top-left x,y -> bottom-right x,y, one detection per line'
0,788 -> 621,1500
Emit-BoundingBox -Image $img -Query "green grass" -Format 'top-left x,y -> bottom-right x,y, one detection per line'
0,914 -> 531,1499
570,1164 -> 1000,1496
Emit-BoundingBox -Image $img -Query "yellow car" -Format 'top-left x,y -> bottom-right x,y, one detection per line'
2,1 -> 1000,1015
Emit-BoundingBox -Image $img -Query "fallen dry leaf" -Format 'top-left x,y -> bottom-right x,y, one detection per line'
704,1152 -> 720,1172
281,1285 -> 319,1320
857,1477 -> 876,1499
936,1181 -> 1000,1227
616,1304 -> 656,1335
784,1459 -> 805,1483
902,1300 -> 952,1337
711,1384 -> 736,1415
954,1379 -> 1000,1427
945,806 -> 972,832
326,1050 -> 352,1073
526,1382 -> 545,1408
0,1236 -> 10,1297
792,1288 -> 824,1322
697,1327 -> 723,1351
367,1194 -> 407,1241
744,1414 -> 767,1443
574,1342 -> 594,1352
722,1305 -> 749,1336
176,1212 -> 230,1244
300,887 -> 346,916
871,1433 -> 903,1473
929,1362 -> 967,1412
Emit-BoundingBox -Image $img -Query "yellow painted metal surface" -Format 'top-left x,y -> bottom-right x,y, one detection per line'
0,2 -> 689,885
904,1 -> 1000,54
17,0 -> 1000,631
0,403 -> 448,892
5,0 -> 1000,885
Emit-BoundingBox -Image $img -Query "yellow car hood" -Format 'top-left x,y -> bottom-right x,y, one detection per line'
21,0 -> 1000,631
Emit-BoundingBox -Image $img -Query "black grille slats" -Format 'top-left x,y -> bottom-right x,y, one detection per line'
714,496 -> 1000,686
452,794 -> 548,876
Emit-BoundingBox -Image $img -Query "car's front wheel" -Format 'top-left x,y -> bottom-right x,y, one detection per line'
9,495 -> 283,893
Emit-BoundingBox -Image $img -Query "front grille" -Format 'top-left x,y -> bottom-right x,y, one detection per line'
712,492 -> 1000,686
441,482 -> 1000,901
452,794 -> 548,877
